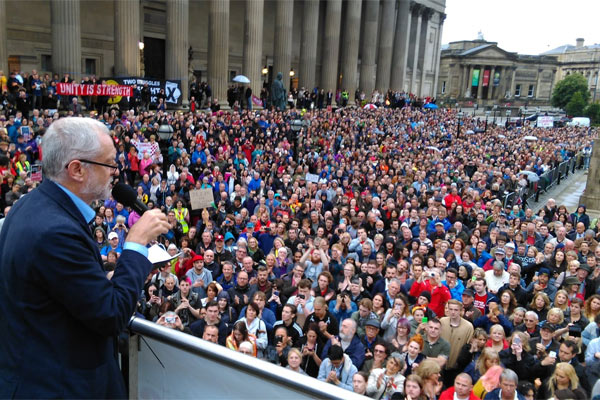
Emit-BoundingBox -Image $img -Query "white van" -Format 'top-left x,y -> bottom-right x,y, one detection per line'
568,117 -> 590,127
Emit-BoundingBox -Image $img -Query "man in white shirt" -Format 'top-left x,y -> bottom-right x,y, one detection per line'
485,261 -> 509,294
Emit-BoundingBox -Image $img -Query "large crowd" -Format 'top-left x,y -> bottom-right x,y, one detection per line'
2,69 -> 600,400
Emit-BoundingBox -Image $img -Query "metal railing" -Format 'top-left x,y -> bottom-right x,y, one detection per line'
127,317 -> 367,399
501,153 -> 583,209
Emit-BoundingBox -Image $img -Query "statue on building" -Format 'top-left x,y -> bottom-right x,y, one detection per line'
271,72 -> 287,111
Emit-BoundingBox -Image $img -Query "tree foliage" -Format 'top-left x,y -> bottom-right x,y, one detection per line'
551,73 -> 590,109
585,102 -> 600,124
566,92 -> 587,117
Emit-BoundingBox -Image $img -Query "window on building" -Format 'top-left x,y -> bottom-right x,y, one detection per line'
441,81 -> 446,94
41,55 -> 52,72
515,84 -> 521,97
85,58 -> 96,75
528,85 -> 534,97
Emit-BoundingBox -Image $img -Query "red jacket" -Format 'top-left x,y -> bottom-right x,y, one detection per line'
409,279 -> 451,318
439,387 -> 480,400
444,193 -> 462,211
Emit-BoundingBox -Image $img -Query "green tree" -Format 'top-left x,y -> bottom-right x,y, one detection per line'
586,102 -> 600,124
551,73 -> 590,109
566,91 -> 587,117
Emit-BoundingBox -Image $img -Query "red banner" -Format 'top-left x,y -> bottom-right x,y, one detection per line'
56,83 -> 133,97
482,70 -> 490,87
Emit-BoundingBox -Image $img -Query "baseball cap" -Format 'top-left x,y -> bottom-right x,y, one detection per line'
540,322 -> 553,331
108,232 -> 118,240
462,289 -> 475,297
215,234 -> 224,241
192,254 -> 204,262
365,319 -> 381,329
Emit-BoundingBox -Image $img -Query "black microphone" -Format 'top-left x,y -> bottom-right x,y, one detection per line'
112,183 -> 148,216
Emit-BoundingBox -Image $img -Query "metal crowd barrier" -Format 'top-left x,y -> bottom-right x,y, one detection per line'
501,153 -> 582,208
127,317 -> 367,399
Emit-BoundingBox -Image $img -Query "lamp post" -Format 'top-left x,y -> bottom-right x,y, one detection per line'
262,65 -> 268,87
157,124 -> 174,174
289,68 -> 295,90
506,110 -> 511,127
485,110 -> 491,132
138,41 -> 145,77
493,105 -> 498,124
457,111 -> 464,138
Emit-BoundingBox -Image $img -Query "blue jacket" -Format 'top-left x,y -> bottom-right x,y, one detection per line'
483,387 -> 525,400
317,354 -> 357,391
0,180 -> 152,398
474,313 -> 513,336
321,334 -> 365,370
443,279 -> 465,301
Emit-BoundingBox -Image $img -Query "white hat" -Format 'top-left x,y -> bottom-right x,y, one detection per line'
167,243 -> 178,252
108,232 -> 118,240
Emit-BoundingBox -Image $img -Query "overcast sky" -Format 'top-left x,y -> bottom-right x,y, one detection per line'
442,0 -> 600,55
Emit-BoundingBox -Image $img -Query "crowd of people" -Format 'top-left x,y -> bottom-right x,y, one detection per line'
1,67 -> 600,399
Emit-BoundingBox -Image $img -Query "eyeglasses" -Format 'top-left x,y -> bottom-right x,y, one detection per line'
65,159 -> 118,174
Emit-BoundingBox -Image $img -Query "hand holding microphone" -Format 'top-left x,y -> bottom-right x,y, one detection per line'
112,183 -> 170,245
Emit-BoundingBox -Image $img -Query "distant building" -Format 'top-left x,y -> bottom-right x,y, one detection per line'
544,38 -> 600,103
437,38 -> 600,107
437,39 -> 557,107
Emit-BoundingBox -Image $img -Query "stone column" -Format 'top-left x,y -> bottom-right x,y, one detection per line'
341,0 -> 362,103
321,0 -> 342,93
166,0 -> 189,106
488,66 -> 496,100
243,0 -> 264,98
375,0 -> 395,92
419,9 -> 432,96
410,5 -> 423,94
476,66 -> 484,99
432,13 -> 446,97
51,0 -> 81,78
456,65 -> 464,98
299,0 -> 319,90
510,67 -> 517,98
0,0 -> 7,76
114,0 -> 141,77
580,137 -> 600,213
273,0 -> 293,90
535,68 -> 543,99
390,0 -> 411,91
359,0 -> 379,96
208,0 -> 229,106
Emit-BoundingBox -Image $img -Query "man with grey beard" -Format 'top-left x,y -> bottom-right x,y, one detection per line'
320,318 -> 366,369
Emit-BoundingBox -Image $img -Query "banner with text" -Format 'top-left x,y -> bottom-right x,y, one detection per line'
482,70 -> 490,87
116,77 -> 183,106
537,116 -> 554,128
57,83 -> 133,97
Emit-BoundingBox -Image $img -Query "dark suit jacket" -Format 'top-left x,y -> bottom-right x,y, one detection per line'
0,180 -> 152,398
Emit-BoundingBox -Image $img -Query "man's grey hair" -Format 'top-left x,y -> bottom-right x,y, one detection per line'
343,318 -> 357,334
524,310 -> 539,321
500,368 -> 518,384
42,117 -> 108,181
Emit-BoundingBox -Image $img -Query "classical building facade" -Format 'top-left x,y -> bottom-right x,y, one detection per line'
0,0 -> 446,106
437,38 -> 600,107
544,38 -> 600,103
436,40 -> 558,107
